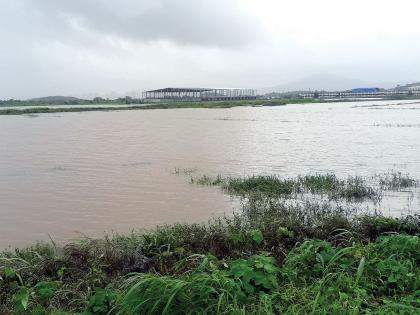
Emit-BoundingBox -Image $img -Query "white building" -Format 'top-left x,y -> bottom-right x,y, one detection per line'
407,85 -> 420,91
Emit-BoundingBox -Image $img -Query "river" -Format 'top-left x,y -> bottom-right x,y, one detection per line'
1,99 -> 420,247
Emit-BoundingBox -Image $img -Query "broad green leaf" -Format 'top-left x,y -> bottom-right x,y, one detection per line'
35,281 -> 56,300
4,267 -> 16,279
14,287 -> 30,311
250,229 -> 263,245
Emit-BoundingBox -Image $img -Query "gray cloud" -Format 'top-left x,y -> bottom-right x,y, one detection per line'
0,0 -> 266,99
1,0 -> 420,99
24,0 -> 263,48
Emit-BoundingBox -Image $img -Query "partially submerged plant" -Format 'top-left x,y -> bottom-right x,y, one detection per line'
376,171 -> 418,190
191,172 -> 385,202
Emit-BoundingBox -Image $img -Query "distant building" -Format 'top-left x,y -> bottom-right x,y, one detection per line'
407,84 -> 420,92
393,82 -> 420,92
351,88 -> 380,93
143,87 -> 256,102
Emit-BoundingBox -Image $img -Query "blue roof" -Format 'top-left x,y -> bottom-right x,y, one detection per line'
351,88 -> 380,93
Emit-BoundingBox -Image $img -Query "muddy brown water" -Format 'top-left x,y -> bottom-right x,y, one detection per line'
1,99 -> 420,248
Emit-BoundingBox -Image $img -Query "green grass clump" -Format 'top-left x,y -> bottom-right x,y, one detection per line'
299,174 -> 379,201
357,215 -> 420,239
191,174 -> 299,197
118,269 -> 242,314
190,174 -> 224,186
298,173 -> 343,194
334,176 -> 379,201
192,173 -> 381,201
117,253 -> 280,315
224,176 -> 298,197
377,171 -> 418,190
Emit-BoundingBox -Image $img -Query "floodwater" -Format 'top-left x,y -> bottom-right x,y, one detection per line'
1,99 -> 420,248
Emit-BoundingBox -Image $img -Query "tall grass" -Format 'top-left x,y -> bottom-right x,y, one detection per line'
191,173 -> 382,201
376,171 -> 418,190
118,272 -> 243,315
113,235 -> 420,314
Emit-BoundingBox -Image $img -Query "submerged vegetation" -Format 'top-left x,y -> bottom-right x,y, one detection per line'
191,171 -> 419,203
1,171 -> 419,314
191,173 -> 384,202
376,171 -> 418,190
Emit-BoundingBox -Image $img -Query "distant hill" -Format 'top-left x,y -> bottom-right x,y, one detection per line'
28,96 -> 84,102
404,82 -> 420,87
1,95 -> 144,107
259,74 -> 395,94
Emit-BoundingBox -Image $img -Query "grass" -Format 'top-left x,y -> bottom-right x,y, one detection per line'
0,105 -> 152,115
376,171 -> 418,190
191,173 -> 381,201
1,172 -> 419,314
3,96 -> 420,116
0,98 -> 309,115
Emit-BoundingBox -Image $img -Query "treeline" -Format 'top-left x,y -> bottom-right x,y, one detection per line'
0,96 -> 144,107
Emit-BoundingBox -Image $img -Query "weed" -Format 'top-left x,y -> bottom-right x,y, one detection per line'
85,288 -> 119,315
377,171 -> 418,190
117,272 -> 243,315
299,173 -> 343,194
191,173 -> 382,201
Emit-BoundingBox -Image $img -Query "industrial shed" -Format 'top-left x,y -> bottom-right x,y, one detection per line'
351,88 -> 380,93
142,87 -> 256,101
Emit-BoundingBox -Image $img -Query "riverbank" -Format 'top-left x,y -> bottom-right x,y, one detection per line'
2,96 -> 420,116
0,98 -> 330,115
1,172 -> 419,314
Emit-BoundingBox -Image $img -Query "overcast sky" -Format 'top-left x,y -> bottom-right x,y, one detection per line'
1,0 -> 420,99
